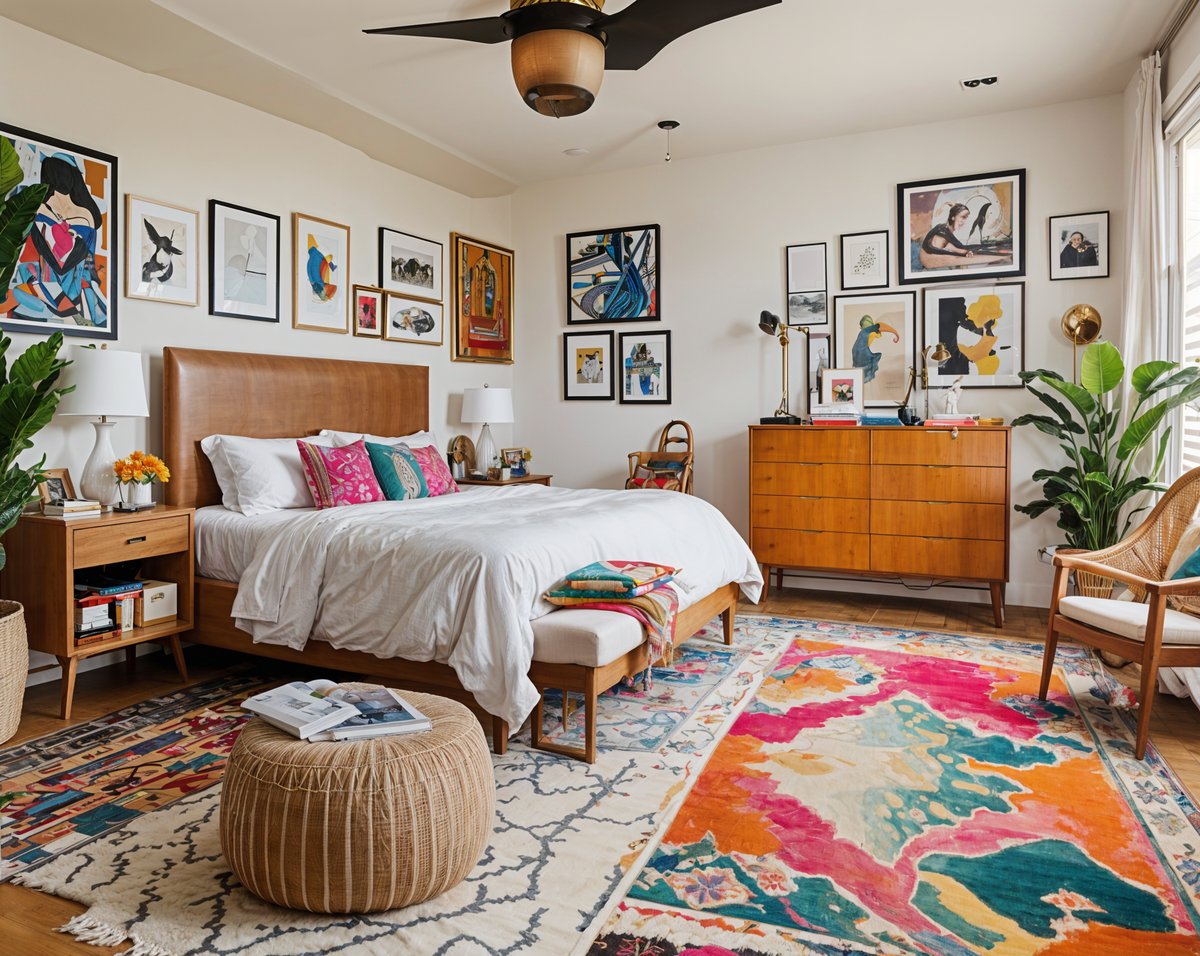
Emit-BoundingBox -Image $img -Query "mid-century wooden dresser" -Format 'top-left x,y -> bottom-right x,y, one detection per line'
748,425 -> 1011,625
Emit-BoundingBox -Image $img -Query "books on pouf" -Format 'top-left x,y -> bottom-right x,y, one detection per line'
241,679 -> 433,741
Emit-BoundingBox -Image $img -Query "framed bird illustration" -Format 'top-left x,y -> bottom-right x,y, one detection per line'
832,291 -> 916,407
896,169 -> 1026,285
125,194 -> 199,306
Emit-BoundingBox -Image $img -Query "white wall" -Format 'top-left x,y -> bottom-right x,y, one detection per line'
1,17 -> 513,683
511,96 -> 1127,609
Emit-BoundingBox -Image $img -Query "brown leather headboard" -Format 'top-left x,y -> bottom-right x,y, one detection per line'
163,347 -> 430,508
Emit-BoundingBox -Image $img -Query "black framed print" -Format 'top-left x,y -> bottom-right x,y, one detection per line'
923,282 -> 1025,388
379,227 -> 443,301
209,199 -> 280,322
619,330 -> 671,404
839,230 -> 889,290
832,290 -> 916,407
897,168 -> 1025,285
566,224 -> 660,324
1049,211 -> 1109,280
785,242 -> 827,326
563,330 -> 615,401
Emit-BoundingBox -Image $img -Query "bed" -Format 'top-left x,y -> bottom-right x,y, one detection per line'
164,347 -> 761,759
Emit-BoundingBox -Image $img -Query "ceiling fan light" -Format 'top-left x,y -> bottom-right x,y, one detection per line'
511,29 -> 604,117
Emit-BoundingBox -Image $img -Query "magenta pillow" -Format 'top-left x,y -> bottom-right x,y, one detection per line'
297,439 -> 385,509
407,444 -> 460,497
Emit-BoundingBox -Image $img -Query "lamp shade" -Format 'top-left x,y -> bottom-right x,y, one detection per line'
461,386 -> 513,424
56,346 -> 149,418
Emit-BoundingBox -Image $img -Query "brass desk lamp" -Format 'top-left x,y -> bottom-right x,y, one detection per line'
1061,304 -> 1102,383
759,311 -> 803,424
899,342 -> 953,421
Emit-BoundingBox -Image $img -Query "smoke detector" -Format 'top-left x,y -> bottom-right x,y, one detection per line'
960,75 -> 998,91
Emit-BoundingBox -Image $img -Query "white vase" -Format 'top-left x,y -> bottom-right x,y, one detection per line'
120,481 -> 153,506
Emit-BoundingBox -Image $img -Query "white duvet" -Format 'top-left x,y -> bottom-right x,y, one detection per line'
229,485 -> 762,731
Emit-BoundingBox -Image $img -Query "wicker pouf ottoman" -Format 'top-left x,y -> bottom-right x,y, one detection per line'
220,688 -> 495,913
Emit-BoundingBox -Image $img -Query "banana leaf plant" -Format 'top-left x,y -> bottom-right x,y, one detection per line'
1013,341 -> 1200,552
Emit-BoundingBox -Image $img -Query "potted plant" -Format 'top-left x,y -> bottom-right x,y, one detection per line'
1014,341 -> 1200,597
0,136 -> 73,743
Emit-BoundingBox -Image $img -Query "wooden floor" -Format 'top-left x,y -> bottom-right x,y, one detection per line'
4,588 -> 1200,953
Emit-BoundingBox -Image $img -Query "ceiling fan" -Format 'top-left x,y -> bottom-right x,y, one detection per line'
365,0 -> 781,118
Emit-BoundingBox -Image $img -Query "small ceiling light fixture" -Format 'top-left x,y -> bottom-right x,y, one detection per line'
658,119 -> 679,162
563,146 -> 590,156
960,75 -> 998,90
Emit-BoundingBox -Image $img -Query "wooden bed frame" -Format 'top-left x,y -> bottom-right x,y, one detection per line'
163,347 -> 738,761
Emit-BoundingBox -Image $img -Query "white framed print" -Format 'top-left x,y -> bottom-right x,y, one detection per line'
293,212 -> 349,333
619,330 -> 671,404
832,291 -> 915,407
839,230 -> 889,290
384,292 -> 443,346
1049,211 -> 1109,280
352,285 -> 383,338
786,241 -> 827,326
563,330 -> 614,401
379,227 -> 443,301
209,199 -> 279,322
923,282 -> 1025,388
820,367 -> 864,413
125,195 -> 198,306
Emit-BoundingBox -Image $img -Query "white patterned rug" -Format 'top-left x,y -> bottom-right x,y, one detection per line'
14,621 -> 793,956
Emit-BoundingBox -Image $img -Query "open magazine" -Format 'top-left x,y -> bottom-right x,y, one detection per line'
241,680 -> 432,741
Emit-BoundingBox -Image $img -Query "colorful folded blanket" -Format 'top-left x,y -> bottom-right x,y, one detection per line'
548,576 -> 673,601
563,560 -> 677,591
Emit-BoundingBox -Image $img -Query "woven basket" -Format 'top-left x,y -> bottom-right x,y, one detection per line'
0,600 -> 27,744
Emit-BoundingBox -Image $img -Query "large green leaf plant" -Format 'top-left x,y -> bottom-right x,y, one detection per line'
1014,341 -> 1200,551
0,136 -> 72,570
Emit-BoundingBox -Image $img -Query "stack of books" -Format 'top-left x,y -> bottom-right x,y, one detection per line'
242,679 -> 433,741
861,413 -> 903,427
44,498 -> 101,518
808,403 -> 862,427
924,414 -> 980,428
73,574 -> 144,646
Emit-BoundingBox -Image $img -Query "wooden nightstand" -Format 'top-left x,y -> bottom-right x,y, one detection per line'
1,505 -> 195,719
457,474 -> 553,487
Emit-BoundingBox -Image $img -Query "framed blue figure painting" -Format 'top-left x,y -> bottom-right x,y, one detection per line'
567,224 -> 659,324
619,330 -> 671,404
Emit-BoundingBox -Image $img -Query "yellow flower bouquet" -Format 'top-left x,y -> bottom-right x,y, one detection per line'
112,451 -> 170,507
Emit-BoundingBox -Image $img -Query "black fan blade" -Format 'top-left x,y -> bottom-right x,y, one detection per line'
599,0 -> 781,70
363,16 -> 510,44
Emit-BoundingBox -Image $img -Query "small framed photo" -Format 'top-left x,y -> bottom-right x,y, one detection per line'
1049,211 -> 1109,280
923,282 -> 1025,388
501,448 -> 525,468
209,199 -> 280,322
38,468 -> 76,504
379,227 -> 443,301
786,242 -> 828,327
806,329 -> 831,400
619,330 -> 672,404
352,285 -> 384,338
292,212 -> 350,333
839,230 -> 889,290
384,293 -> 444,346
563,330 -> 615,401
821,368 -> 864,413
125,195 -> 199,306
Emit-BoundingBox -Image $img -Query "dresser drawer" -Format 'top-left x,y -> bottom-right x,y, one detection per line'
753,529 -> 870,572
73,516 -> 191,569
751,463 -> 870,499
871,465 -> 1007,504
871,534 -> 1005,580
751,428 -> 869,464
871,429 -> 1007,467
751,495 -> 869,533
871,501 -> 1007,541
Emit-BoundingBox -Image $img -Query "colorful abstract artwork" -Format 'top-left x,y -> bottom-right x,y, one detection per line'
384,290 -> 443,346
567,224 -> 659,324
833,291 -> 915,407
452,232 -> 514,363
620,329 -> 672,404
125,194 -> 198,307
351,284 -> 383,338
209,198 -> 279,322
924,281 -> 1025,388
563,329 -> 615,401
292,211 -> 349,333
605,620 -> 1200,955
0,122 -> 116,339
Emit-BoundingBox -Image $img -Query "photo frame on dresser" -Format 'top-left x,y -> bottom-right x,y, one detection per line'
209,199 -> 280,322
125,195 -> 198,306
292,212 -> 349,333
563,330 -> 615,401
379,227 -> 443,301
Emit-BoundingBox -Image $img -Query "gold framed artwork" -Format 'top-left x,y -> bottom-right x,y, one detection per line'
292,212 -> 350,333
351,285 -> 383,338
125,195 -> 199,306
451,232 -> 514,364
38,468 -> 76,503
384,292 -> 444,346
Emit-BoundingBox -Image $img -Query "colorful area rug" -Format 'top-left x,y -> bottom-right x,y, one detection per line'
586,618 -> 1200,955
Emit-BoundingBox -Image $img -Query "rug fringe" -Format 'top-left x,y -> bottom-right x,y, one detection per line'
60,914 -> 131,947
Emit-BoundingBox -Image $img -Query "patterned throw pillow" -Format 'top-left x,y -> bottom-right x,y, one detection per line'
408,444 -> 460,497
365,442 -> 429,501
296,439 -> 385,509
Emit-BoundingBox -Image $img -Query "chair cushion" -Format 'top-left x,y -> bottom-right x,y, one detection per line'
1059,595 -> 1200,645
531,609 -> 644,667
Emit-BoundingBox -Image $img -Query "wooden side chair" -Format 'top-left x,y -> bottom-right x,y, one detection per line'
626,420 -> 695,495
1042,467 -> 1200,759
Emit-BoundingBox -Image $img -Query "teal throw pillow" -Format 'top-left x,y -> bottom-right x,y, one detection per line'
366,442 -> 429,501
1172,545 -> 1200,580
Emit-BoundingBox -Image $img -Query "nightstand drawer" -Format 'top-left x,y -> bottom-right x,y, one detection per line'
73,515 -> 191,568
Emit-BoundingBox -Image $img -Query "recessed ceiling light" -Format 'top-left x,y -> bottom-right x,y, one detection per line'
960,75 -> 998,90
563,147 -> 589,157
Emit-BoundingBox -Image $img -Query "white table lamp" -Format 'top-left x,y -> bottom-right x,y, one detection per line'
461,385 -> 513,474
56,345 -> 149,507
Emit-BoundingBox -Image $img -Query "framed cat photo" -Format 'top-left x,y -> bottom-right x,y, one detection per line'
563,330 -> 615,401
125,195 -> 199,306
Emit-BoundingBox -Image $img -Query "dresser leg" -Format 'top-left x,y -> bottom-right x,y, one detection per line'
125,646 -> 137,673
989,583 -> 1005,628
165,636 -> 189,682
56,655 -> 78,720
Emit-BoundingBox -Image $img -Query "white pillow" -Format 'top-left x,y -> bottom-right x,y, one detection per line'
201,434 -> 334,515
319,428 -> 438,450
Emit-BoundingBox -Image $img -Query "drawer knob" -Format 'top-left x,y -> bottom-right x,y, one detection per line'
127,535 -> 147,545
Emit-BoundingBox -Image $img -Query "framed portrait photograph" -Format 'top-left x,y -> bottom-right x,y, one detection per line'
384,293 -> 443,346
125,195 -> 198,306
897,168 -> 1025,285
1049,211 -> 1109,280
805,329 -> 831,401
209,199 -> 280,322
786,242 -> 827,326
379,227 -> 442,301
0,122 -> 117,339
563,330 -> 615,401
38,467 -> 76,504
820,367 -> 865,413
501,448 -> 525,468
840,230 -> 889,290
923,282 -> 1025,388
832,291 -> 916,407
293,212 -> 349,333
566,224 -> 659,324
619,330 -> 671,404
351,285 -> 383,338
451,233 -> 514,364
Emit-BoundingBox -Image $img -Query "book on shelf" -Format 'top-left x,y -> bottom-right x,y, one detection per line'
923,420 -> 979,427
75,573 -> 145,597
308,686 -> 433,741
43,499 -> 101,517
241,679 -> 434,741
75,627 -> 119,648
861,415 -> 903,426
931,414 -> 979,420
809,419 -> 861,427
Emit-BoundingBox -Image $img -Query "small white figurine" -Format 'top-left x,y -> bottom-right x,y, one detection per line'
943,376 -> 964,416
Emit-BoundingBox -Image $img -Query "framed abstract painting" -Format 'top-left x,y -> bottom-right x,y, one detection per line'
125,195 -> 198,306
562,330 -> 615,401
0,122 -> 117,339
1049,211 -> 1110,280
292,212 -> 349,333
451,232 -> 514,363
378,227 -> 442,301
820,367 -> 865,413
209,199 -> 279,322
832,291 -> 915,407
897,169 -> 1025,285
785,242 -> 827,327
566,224 -> 659,324
384,292 -> 443,346
351,284 -> 383,338
619,330 -> 671,404
923,282 -> 1025,388
839,230 -> 889,290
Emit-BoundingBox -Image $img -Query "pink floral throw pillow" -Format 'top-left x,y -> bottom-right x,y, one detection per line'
297,439 -> 385,509
407,444 -> 460,497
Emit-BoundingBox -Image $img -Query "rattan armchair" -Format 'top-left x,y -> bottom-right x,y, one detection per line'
1041,467 -> 1200,759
